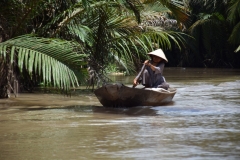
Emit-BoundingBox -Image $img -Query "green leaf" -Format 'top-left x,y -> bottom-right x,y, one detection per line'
0,35 -> 87,90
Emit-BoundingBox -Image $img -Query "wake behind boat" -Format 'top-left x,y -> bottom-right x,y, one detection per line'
94,83 -> 177,107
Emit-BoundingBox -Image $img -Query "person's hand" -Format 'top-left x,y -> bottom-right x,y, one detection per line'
144,60 -> 150,65
133,78 -> 138,86
144,59 -> 155,71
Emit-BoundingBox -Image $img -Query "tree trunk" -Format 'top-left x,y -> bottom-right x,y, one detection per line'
0,15 -> 11,98
0,57 -> 10,98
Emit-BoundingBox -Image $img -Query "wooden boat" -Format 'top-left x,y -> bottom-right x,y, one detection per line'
94,83 -> 177,107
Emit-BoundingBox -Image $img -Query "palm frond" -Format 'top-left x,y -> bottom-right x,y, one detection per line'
189,14 -> 227,64
235,45 -> 240,53
135,0 -> 191,32
159,0 -> 191,27
0,35 -> 88,90
109,26 -> 187,63
83,1 -> 189,72
227,0 -> 240,24
110,53 -> 135,75
44,1 -> 117,35
228,22 -> 240,47
66,20 -> 93,44
125,0 -> 144,23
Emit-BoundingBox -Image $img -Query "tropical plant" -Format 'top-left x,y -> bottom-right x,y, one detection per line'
182,0 -> 240,67
0,35 -> 87,88
0,0 -> 88,98
50,0 -> 188,72
0,0 -> 189,98
227,0 -> 240,53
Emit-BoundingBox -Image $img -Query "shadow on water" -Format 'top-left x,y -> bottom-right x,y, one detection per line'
17,104 -> 175,116
19,105 -> 160,116
92,106 -> 159,116
90,101 -> 176,116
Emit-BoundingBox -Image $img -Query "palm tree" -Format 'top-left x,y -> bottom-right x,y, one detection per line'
227,0 -> 240,53
182,0 -> 240,67
49,0 -> 188,72
0,0 -> 88,98
0,0 -> 189,98
0,35 -> 87,90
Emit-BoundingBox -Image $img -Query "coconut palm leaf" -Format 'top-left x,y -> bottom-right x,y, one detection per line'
227,0 -> 240,51
44,1 -> 114,35
229,22 -> 240,52
87,6 -> 185,72
0,35 -> 88,90
162,0 -> 191,27
141,0 -> 191,28
125,0 -> 143,23
235,45 -> 240,53
189,11 -> 228,67
227,0 -> 240,24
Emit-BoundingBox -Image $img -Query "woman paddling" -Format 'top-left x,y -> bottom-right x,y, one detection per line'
133,49 -> 169,90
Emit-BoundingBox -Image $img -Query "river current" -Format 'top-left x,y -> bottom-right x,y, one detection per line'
0,68 -> 240,160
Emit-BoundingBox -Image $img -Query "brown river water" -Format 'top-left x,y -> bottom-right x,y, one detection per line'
0,68 -> 240,160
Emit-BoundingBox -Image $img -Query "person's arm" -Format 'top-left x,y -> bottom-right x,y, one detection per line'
147,61 -> 164,74
133,64 -> 146,86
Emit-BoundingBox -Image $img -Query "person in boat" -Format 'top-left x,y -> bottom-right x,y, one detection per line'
133,49 -> 169,90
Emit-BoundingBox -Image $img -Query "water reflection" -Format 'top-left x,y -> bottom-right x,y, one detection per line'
92,106 -> 158,116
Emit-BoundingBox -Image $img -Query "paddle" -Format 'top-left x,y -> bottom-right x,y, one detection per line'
132,64 -> 146,88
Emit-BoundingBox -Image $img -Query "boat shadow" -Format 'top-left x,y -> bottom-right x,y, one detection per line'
92,101 -> 175,116
92,106 -> 158,116
20,105 -> 160,116
16,105 -> 158,116
17,101 -> 175,116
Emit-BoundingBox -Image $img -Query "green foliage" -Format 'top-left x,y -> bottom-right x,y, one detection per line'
0,35 -> 88,90
105,63 -> 120,74
46,0 -> 188,73
227,0 -> 240,24
227,0 -> 240,52
0,0 -> 193,97
183,0 -> 240,67
235,45 -> 240,53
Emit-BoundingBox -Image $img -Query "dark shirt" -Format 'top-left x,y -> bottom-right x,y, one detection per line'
136,61 -> 165,88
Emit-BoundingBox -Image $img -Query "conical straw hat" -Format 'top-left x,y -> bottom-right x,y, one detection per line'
147,49 -> 168,62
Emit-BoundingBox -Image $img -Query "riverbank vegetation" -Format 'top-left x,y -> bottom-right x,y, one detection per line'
0,0 -> 239,98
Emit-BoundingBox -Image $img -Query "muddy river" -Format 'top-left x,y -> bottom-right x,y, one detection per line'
0,68 -> 240,160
